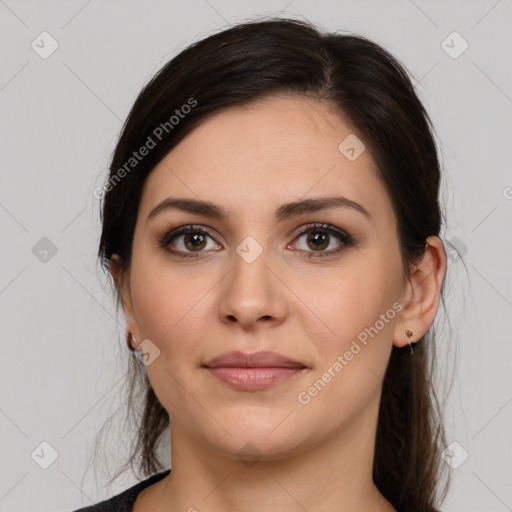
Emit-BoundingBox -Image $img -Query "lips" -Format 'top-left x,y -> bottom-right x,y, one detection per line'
203,350 -> 307,391
203,350 -> 307,369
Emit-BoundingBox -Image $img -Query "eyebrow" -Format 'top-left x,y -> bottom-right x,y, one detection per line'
147,195 -> 371,223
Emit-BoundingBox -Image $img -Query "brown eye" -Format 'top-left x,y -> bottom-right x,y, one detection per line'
290,223 -> 354,258
305,230 -> 330,251
159,225 -> 220,257
182,232 -> 208,252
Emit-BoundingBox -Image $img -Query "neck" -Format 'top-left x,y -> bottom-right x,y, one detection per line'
140,397 -> 396,512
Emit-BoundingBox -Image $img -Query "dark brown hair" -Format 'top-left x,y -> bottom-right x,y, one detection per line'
95,17 -> 451,511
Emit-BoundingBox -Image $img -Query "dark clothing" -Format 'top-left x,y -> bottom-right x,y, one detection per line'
72,469 -> 171,512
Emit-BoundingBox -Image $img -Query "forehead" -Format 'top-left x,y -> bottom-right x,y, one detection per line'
138,95 -> 393,224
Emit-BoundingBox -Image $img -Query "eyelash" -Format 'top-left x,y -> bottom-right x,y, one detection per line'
158,222 -> 355,259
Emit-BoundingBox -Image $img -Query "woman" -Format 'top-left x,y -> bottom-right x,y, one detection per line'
75,16 -> 450,512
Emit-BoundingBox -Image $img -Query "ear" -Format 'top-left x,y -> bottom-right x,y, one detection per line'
110,254 -> 140,350
392,236 -> 447,348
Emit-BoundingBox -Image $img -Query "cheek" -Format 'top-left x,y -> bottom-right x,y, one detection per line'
128,259 -> 214,422
290,257 -> 399,350
129,249 -> 214,359
294,288 -> 397,430
293,255 -> 400,405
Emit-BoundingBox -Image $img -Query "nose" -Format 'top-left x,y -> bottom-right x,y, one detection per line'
217,242 -> 288,330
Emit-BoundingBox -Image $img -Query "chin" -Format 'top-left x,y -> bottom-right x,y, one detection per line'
216,434 -> 308,465
204,410 -> 313,462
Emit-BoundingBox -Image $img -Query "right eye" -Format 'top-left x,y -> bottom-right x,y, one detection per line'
159,225 -> 222,258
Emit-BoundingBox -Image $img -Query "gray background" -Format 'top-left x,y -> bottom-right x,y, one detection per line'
1,1 -> 511,511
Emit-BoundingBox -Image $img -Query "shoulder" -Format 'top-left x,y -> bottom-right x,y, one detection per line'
71,469 -> 171,512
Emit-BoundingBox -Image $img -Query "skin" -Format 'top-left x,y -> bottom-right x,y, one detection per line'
110,94 -> 447,512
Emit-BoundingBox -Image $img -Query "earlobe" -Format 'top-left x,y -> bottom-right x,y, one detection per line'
126,331 -> 140,351
392,236 -> 447,348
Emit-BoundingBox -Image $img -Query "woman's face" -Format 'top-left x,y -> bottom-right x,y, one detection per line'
115,95 -> 410,461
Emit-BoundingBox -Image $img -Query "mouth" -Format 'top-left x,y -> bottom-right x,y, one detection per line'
204,366 -> 307,391
202,350 -> 308,391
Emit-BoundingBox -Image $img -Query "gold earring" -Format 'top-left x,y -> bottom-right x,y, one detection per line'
405,329 -> 414,354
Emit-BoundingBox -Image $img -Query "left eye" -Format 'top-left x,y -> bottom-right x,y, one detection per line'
289,223 -> 353,257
